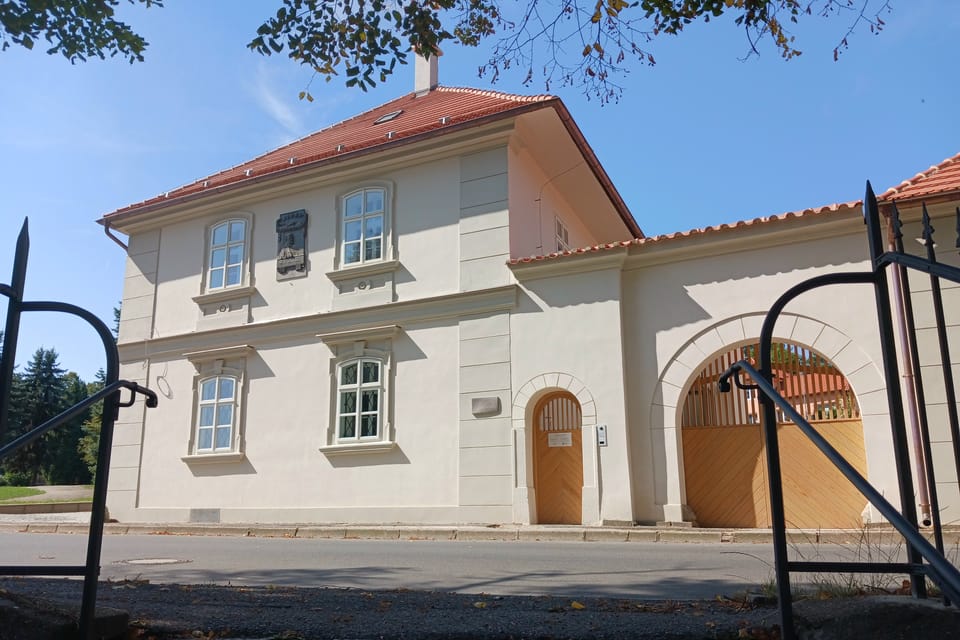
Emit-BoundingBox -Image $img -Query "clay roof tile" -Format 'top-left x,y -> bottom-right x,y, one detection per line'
881,152 -> 960,202
103,86 -> 556,220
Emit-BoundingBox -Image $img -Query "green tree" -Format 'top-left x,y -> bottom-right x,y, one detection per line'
0,0 -> 162,63
78,307 -> 119,480
253,0 -> 892,103
78,369 -> 105,480
3,348 -> 67,484
43,371 -> 92,484
2,1 -> 891,103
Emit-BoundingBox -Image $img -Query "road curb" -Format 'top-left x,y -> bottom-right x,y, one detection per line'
4,519 -> 960,546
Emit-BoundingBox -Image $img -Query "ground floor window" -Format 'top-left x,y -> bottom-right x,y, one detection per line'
337,358 -> 382,441
196,375 -> 237,452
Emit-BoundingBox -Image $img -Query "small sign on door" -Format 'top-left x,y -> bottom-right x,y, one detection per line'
547,432 -> 573,447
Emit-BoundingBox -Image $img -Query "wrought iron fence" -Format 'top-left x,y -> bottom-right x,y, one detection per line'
0,219 -> 157,639
719,183 -> 960,640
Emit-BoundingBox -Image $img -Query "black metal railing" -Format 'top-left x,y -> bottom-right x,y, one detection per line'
719,182 -> 960,640
0,219 -> 157,639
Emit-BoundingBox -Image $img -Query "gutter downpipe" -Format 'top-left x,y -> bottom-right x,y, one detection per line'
887,221 -> 933,527
103,220 -> 128,251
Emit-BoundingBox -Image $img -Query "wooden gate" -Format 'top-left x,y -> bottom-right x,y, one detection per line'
533,392 -> 583,524
681,342 -> 867,528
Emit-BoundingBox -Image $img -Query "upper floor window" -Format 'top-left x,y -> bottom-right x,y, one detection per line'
555,217 -> 570,252
336,357 -> 383,441
342,188 -> 385,265
196,374 -> 238,453
208,219 -> 246,290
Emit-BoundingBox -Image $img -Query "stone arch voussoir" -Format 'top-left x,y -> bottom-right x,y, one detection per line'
513,372 -> 597,427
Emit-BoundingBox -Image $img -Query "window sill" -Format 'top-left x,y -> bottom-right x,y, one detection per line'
326,259 -> 400,283
318,441 -> 397,456
181,452 -> 246,465
192,285 -> 258,306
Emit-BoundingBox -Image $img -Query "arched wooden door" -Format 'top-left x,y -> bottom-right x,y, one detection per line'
681,342 -> 868,529
533,392 -> 583,524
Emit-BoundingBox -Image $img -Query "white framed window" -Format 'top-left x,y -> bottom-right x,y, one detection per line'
196,375 -> 237,452
317,325 -> 399,455
206,218 -> 248,291
182,345 -> 253,464
555,217 -> 570,252
336,358 -> 383,442
342,187 -> 385,265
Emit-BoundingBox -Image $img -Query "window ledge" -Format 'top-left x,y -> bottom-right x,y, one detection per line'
181,452 -> 246,465
318,441 -> 397,456
326,259 -> 400,283
192,285 -> 258,306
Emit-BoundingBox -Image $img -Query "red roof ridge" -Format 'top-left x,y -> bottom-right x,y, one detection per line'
881,151 -> 960,201
436,85 -> 556,103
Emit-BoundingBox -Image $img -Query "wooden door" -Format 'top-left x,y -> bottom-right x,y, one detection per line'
681,343 -> 867,528
533,392 -> 583,524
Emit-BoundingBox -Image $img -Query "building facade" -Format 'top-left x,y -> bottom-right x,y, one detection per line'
101,61 -> 960,528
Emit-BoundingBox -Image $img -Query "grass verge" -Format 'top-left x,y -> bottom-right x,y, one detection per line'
0,486 -> 44,501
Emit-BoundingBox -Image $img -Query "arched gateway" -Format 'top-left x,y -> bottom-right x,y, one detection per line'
680,341 -> 868,528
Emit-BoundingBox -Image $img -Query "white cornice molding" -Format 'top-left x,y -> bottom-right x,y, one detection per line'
183,344 -> 255,363
318,441 -> 398,456
191,285 -> 258,306
508,249 -> 628,280
181,452 -> 246,465
317,324 -> 401,345
118,285 -> 518,362
326,259 -> 401,283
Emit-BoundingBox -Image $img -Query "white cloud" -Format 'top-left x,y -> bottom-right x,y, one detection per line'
252,62 -> 304,138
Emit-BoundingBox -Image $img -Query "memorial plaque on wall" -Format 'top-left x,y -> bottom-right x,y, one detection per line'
276,210 -> 307,280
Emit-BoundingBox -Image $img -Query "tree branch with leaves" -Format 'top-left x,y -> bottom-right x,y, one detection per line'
2,1 -> 892,102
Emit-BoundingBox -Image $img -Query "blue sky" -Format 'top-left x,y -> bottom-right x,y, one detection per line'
1,1 -> 957,382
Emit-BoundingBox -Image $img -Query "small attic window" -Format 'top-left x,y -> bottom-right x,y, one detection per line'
374,110 -> 403,125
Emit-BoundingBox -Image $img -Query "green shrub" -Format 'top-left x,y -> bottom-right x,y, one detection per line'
1,471 -> 33,487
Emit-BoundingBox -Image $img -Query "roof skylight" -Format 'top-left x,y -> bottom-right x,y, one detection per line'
374,109 -> 403,125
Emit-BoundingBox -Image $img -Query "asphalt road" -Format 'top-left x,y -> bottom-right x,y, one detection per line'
0,532 -> 787,600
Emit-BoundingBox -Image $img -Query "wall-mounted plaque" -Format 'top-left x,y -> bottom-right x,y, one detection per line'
547,432 -> 573,448
276,210 -> 307,279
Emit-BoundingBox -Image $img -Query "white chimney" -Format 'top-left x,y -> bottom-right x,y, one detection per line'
414,48 -> 441,96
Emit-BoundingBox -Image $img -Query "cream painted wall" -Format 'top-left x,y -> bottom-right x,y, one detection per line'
130,320 -> 460,519
507,143 -> 601,259
620,227 -> 920,524
510,266 -> 634,524
141,157 -> 463,340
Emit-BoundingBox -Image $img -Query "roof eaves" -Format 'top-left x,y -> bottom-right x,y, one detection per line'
547,100 -> 643,239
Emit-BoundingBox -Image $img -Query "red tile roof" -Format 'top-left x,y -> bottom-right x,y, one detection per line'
100,86 -> 641,237
509,201 -> 861,265
881,152 -> 960,202
104,87 -> 553,220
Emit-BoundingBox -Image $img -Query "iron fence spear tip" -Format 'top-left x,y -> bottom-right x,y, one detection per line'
922,203 -> 934,247
890,202 -> 903,242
